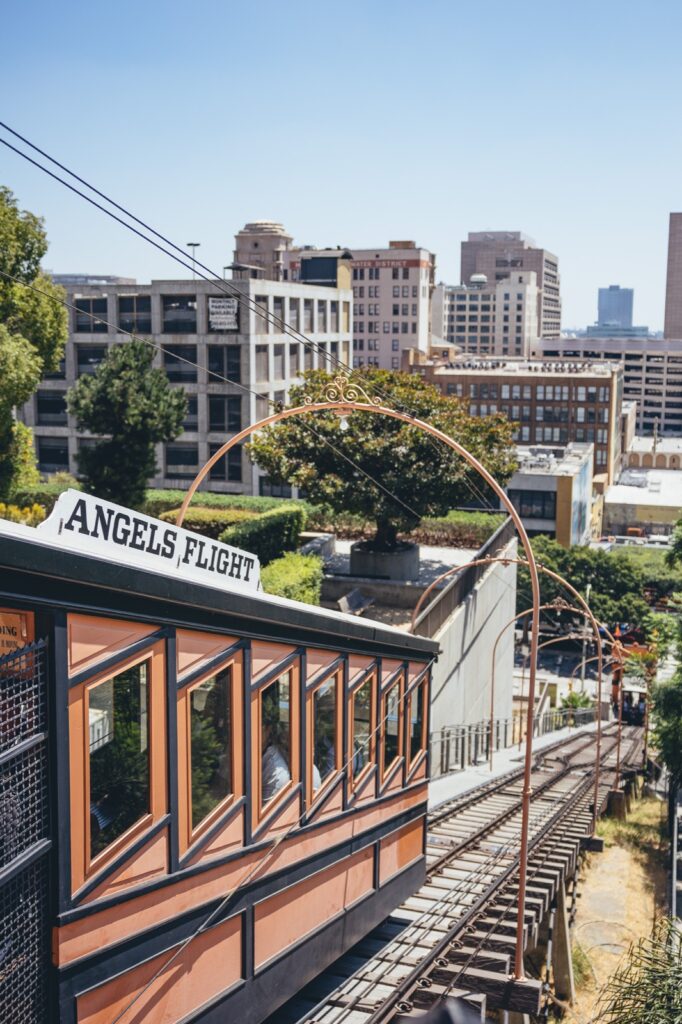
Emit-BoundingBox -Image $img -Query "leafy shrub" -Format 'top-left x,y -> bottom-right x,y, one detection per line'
159,506 -> 256,538
261,552 -> 323,605
0,502 -> 46,527
10,474 -> 81,513
142,489 -> 298,519
305,504 -> 505,549
219,505 -> 308,565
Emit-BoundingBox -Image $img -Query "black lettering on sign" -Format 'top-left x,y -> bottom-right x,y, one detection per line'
92,505 -> 114,541
64,498 -> 91,536
129,517 -> 147,551
161,529 -> 176,559
112,512 -> 131,545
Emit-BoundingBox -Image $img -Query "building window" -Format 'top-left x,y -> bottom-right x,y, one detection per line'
36,390 -> 67,426
208,345 -> 241,384
255,345 -> 268,382
165,443 -> 199,479
76,344 -> 107,376
259,476 -> 292,498
37,436 -> 69,473
189,667 -> 232,831
317,301 -> 327,333
508,488 -> 557,520
75,297 -> 108,333
260,672 -> 292,807
163,345 -> 197,382
118,295 -> 151,334
88,660 -> 150,859
289,343 -> 300,376
289,299 -> 300,331
304,299 -> 314,332
254,296 -> 269,333
273,344 -> 285,379
183,395 -> 198,431
391,357 -> 399,369
162,295 -> 197,333
209,442 -> 242,483
381,677 -> 402,778
208,395 -> 242,433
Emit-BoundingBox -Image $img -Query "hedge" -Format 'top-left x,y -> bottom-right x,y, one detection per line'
142,489 -> 299,519
159,506 -> 256,539
219,505 -> 308,565
305,505 -> 505,549
260,552 -> 323,605
0,502 -> 47,527
10,476 -> 81,513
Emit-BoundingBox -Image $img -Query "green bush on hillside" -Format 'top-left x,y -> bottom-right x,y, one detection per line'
142,489 -> 296,519
159,506 -> 256,539
260,552 -> 323,605
220,505 -> 307,565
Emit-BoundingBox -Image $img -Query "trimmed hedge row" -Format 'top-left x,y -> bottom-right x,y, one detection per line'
412,510 -> 506,549
10,478 -> 81,513
219,505 -> 308,565
142,489 -> 293,518
260,552 -> 323,605
159,506 -> 257,539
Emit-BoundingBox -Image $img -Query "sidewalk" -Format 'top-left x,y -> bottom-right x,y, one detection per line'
428,720 -> 599,810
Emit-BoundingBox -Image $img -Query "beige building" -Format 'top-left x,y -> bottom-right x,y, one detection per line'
664,212 -> 682,338
232,221 -> 294,281
22,277 -> 352,496
404,351 -> 623,484
534,335 -> 682,437
431,271 -> 539,357
505,443 -> 595,547
460,231 -> 561,338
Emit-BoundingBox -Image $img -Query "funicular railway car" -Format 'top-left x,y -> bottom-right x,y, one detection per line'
0,492 -> 437,1024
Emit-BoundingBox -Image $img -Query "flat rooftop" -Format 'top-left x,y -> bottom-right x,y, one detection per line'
430,358 -> 617,378
606,468 -> 682,509
514,443 -> 593,477
628,436 -> 682,455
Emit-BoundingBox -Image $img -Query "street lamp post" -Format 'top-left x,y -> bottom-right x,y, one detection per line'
187,242 -> 200,280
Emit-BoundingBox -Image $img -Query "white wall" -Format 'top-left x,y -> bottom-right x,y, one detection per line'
430,539 -> 517,734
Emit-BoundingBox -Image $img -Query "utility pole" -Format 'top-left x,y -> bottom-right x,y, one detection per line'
187,242 -> 200,280
580,581 -> 592,693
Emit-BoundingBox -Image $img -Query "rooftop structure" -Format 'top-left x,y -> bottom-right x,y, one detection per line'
49,273 -> 137,286
604,467 -> 682,535
505,443 -> 594,547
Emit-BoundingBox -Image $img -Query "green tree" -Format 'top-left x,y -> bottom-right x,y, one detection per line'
249,369 -> 517,551
67,340 -> 186,509
0,187 -> 68,496
595,918 -> 682,1024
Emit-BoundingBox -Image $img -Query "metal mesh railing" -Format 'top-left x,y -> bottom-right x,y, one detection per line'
430,706 -> 598,779
0,639 -> 51,1023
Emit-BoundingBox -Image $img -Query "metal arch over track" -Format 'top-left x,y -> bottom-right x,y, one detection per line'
267,723 -> 645,1024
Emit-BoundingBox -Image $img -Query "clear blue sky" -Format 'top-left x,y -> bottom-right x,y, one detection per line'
2,0 -> 680,329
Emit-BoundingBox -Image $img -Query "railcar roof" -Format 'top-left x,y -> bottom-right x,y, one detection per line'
0,520 -> 438,661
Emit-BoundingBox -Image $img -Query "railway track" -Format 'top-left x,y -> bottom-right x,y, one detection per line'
268,723 -> 644,1024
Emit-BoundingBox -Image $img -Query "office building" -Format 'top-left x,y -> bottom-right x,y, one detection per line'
431,272 -> 538,357
534,335 -> 682,437
505,443 -> 594,547
404,351 -> 623,483
20,277 -> 352,496
283,240 -> 436,370
598,285 -> 633,329
460,231 -> 561,338
664,212 -> 682,338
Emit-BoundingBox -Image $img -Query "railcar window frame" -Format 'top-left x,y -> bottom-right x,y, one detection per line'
178,652 -> 244,854
348,668 -> 377,792
306,668 -> 342,803
379,671 -> 404,784
69,640 -> 167,893
406,675 -> 428,771
253,661 -> 301,827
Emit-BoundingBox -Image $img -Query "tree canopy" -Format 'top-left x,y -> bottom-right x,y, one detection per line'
67,339 -> 187,509
248,369 -> 517,551
0,186 -> 68,496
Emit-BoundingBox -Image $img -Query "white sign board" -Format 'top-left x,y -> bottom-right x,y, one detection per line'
208,295 -> 239,332
37,490 -> 260,593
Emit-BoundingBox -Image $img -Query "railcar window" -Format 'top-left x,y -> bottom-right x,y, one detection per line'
409,682 -> 425,763
351,677 -> 372,779
382,680 -> 401,775
312,676 -> 337,791
261,672 -> 292,806
190,667 -> 232,830
89,661 -> 150,858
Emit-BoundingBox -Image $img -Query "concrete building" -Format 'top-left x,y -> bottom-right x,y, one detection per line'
50,274 -> 137,286
281,241 -> 435,370
231,221 -> 294,280
664,212 -> 682,338
505,443 -> 595,547
21,277 -> 352,495
403,351 -> 624,483
460,231 -> 561,338
431,271 -> 539,357
625,435 -> 682,470
604,467 -> 682,535
598,285 -> 633,329
534,335 -> 682,436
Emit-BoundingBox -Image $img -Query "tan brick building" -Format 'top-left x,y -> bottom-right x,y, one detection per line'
664,212 -> 682,338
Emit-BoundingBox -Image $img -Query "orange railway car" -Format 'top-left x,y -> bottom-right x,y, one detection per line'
0,501 -> 436,1024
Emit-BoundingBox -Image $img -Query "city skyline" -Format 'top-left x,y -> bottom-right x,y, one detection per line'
2,0 -> 682,330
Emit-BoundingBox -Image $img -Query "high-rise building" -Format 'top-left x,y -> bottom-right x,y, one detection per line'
283,241 -> 436,370
598,285 -> 633,329
664,212 -> 682,338
20,276 -> 352,496
460,231 -> 561,338
431,271 -> 538,357
403,350 -> 623,483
